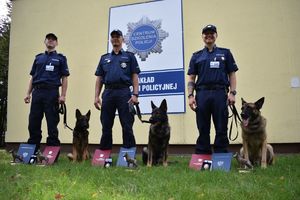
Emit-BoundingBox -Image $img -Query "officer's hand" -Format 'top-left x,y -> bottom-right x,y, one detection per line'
228,94 -> 236,105
94,97 -> 101,110
59,96 -> 66,104
128,95 -> 138,105
188,95 -> 197,111
24,95 -> 31,104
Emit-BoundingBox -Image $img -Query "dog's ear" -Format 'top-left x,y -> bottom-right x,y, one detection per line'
159,99 -> 167,112
86,110 -> 91,120
151,101 -> 157,110
76,109 -> 82,119
255,97 -> 265,110
241,98 -> 247,106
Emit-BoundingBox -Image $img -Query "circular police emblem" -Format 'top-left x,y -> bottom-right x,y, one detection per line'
124,16 -> 169,61
121,62 -> 127,68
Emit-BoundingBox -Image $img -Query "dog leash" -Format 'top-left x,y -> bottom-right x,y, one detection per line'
228,104 -> 242,141
58,103 -> 74,131
134,103 -> 152,124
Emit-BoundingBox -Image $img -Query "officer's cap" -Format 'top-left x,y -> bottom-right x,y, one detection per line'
110,29 -> 123,37
202,24 -> 217,34
45,33 -> 58,40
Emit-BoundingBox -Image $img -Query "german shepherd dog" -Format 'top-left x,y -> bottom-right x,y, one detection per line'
68,109 -> 91,162
142,99 -> 170,167
240,97 -> 274,168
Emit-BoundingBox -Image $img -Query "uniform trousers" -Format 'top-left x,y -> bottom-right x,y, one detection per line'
28,87 -> 60,149
99,88 -> 136,149
195,88 -> 229,154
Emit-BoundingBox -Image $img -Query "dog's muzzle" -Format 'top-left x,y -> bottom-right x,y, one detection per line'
241,112 -> 250,127
241,112 -> 249,120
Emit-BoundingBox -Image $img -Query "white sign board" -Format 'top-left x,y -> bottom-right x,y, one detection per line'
109,0 -> 185,113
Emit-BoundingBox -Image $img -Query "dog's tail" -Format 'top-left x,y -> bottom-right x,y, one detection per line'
142,147 -> 148,165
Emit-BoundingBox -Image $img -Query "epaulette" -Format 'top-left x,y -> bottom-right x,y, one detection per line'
193,50 -> 202,55
100,53 -> 110,61
35,53 -> 43,57
57,53 -> 66,58
125,51 -> 135,55
101,53 -> 110,57
217,47 -> 229,51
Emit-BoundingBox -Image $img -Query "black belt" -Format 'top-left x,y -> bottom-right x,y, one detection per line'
197,84 -> 227,90
105,84 -> 129,89
33,84 -> 58,90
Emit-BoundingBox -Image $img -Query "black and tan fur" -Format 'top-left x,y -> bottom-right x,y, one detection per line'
142,99 -> 170,167
233,152 -> 253,169
36,150 -> 49,164
240,97 -> 274,168
123,152 -> 138,168
9,149 -> 23,163
68,109 -> 91,162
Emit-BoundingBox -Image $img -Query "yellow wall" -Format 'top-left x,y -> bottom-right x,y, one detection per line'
7,0 -> 300,145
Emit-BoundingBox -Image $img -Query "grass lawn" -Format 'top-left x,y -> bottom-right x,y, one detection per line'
0,150 -> 299,200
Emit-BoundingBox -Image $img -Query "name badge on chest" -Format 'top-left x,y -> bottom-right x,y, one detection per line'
210,61 -> 220,69
45,64 -> 54,71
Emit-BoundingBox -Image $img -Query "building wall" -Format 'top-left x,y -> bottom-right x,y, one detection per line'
7,0 -> 300,145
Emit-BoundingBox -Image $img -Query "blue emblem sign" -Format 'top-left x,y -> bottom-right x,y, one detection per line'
124,16 -> 169,61
130,25 -> 158,51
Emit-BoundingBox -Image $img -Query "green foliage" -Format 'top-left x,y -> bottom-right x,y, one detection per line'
0,0 -> 10,91
0,1 -> 11,135
0,27 -> 9,86
0,152 -> 299,200
0,21 -> 9,114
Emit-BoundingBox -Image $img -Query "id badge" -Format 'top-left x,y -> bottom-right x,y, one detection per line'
210,61 -> 220,69
45,65 -> 54,71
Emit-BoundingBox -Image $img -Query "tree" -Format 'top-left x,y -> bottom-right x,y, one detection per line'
0,1 -> 12,147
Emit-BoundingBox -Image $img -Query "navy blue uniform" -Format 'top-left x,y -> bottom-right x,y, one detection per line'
188,46 -> 238,154
28,51 -> 69,148
95,49 -> 140,150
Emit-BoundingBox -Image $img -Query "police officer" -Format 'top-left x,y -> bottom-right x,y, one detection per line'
94,29 -> 140,150
24,33 -> 70,149
187,25 -> 238,154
